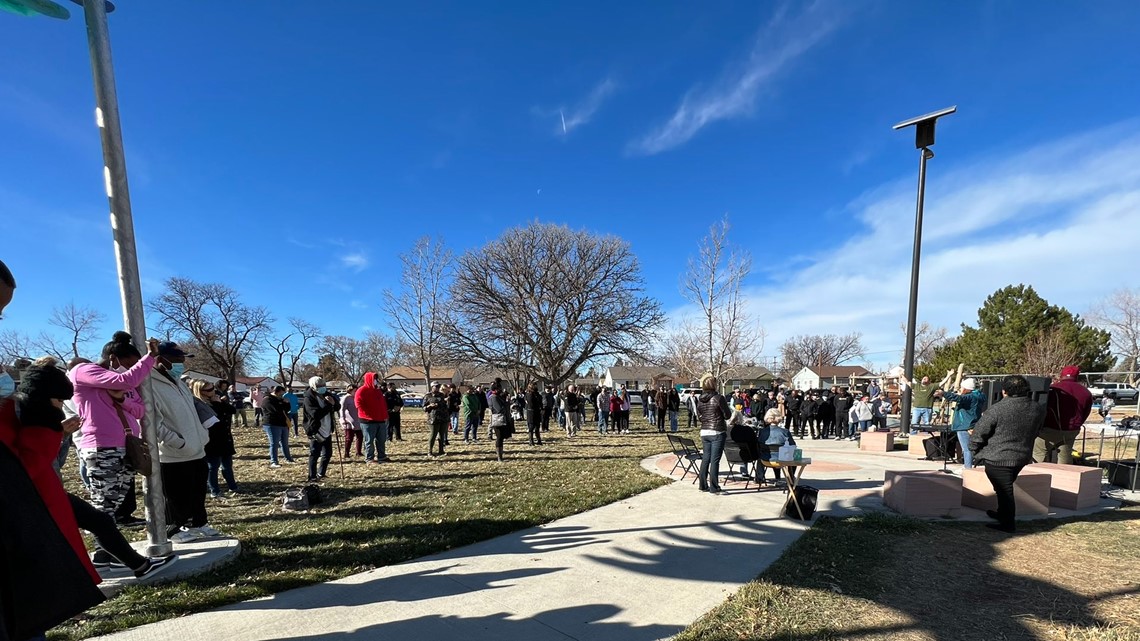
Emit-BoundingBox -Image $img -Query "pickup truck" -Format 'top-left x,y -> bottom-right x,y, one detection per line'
1087,382 -> 1139,403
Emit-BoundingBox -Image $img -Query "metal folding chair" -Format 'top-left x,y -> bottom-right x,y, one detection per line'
675,435 -> 703,484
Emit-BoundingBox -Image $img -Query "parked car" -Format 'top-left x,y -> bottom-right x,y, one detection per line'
1088,382 -> 1139,403
678,387 -> 703,406
401,392 -> 424,408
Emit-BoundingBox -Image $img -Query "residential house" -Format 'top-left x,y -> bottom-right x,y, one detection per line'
720,366 -> 775,393
792,365 -> 874,391
383,366 -> 461,394
603,366 -> 675,391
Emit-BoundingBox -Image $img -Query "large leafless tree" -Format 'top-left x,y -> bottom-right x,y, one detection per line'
1089,288 -> 1140,384
147,277 -> 274,384
383,236 -> 452,389
679,216 -> 764,383
267,318 -> 323,387
778,332 -> 865,376
35,302 -> 106,361
444,222 -> 664,387
319,332 -> 397,387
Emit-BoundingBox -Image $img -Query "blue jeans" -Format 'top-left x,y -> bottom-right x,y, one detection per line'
361,421 -> 389,461
264,425 -> 291,463
598,410 -> 609,433
858,419 -> 871,432
699,432 -> 726,492
289,412 -> 299,436
956,430 -> 973,468
206,454 -> 238,494
912,407 -> 932,428
669,410 -> 678,432
450,412 -> 459,434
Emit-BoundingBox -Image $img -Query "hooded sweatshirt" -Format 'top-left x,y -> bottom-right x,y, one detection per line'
355,372 -> 389,423
70,354 -> 157,449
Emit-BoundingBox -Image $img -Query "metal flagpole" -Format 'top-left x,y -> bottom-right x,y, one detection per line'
81,0 -> 171,556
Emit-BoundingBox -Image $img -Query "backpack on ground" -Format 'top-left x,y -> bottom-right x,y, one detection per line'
303,484 -> 323,506
282,487 -> 309,511
784,485 -> 818,520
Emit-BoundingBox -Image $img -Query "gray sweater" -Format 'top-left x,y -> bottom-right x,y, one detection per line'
969,395 -> 1045,467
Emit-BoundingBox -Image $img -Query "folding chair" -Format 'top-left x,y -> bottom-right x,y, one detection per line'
758,444 -> 787,490
676,436 -> 703,484
665,434 -> 690,478
723,442 -> 753,490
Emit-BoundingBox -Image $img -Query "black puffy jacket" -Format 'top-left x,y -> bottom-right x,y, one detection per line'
696,393 -> 731,432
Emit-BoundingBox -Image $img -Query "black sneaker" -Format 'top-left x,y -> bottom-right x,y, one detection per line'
116,515 -> 147,528
134,555 -> 178,579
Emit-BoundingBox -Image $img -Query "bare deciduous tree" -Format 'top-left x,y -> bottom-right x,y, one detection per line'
654,322 -> 706,385
900,321 -> 952,367
0,329 -> 33,364
383,236 -> 453,390
147,277 -> 274,384
680,216 -> 765,382
267,318 -> 323,387
1089,288 -> 1140,384
1022,328 -> 1080,378
34,303 -> 105,361
444,222 -> 664,387
779,332 -> 865,376
319,332 -> 397,387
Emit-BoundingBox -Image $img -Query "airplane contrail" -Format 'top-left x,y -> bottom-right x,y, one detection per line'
560,109 -> 567,134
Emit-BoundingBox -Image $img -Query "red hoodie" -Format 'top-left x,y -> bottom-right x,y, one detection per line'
355,372 -> 389,422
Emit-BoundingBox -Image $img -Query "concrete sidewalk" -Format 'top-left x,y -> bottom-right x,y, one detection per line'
97,435 -> 1125,641
99,466 -> 813,641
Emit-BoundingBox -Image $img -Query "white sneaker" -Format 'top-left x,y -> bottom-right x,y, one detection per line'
170,529 -> 198,544
196,525 -> 225,538
270,463 -> 281,469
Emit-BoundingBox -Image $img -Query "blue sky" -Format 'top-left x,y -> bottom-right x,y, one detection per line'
3,1 -> 1140,372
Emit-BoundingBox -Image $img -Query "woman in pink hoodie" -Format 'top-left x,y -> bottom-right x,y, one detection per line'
69,332 -> 158,519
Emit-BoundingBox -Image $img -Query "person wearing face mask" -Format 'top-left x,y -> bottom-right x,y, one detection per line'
261,386 -> 295,467
354,372 -> 389,463
148,341 -> 221,543
304,377 -> 340,481
69,332 -> 159,533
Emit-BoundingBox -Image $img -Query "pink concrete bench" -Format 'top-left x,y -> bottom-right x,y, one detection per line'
961,468 -> 1050,515
1024,462 -> 1102,510
883,470 -> 962,517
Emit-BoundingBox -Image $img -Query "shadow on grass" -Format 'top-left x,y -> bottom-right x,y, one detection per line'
688,509 -> 1140,641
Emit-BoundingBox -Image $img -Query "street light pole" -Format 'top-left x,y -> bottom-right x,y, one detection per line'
893,106 -> 956,435
900,147 -> 932,434
81,0 -> 171,557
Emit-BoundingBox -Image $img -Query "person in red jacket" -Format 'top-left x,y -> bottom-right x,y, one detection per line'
354,372 -> 390,463
1035,365 -> 1093,464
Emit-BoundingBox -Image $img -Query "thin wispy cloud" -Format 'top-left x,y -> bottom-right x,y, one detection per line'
629,2 -> 846,156
340,252 -> 370,272
536,77 -> 619,137
349,300 -> 369,310
667,121 -> 1140,369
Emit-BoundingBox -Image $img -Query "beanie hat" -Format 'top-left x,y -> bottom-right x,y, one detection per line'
1060,366 -> 1080,380
961,378 -> 976,391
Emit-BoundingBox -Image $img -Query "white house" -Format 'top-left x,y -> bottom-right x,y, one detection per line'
603,366 -> 674,391
792,366 -> 874,391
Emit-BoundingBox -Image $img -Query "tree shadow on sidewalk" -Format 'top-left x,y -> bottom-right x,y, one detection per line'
262,603 -> 679,641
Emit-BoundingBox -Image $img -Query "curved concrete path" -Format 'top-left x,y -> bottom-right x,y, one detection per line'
96,436 -> 1123,641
